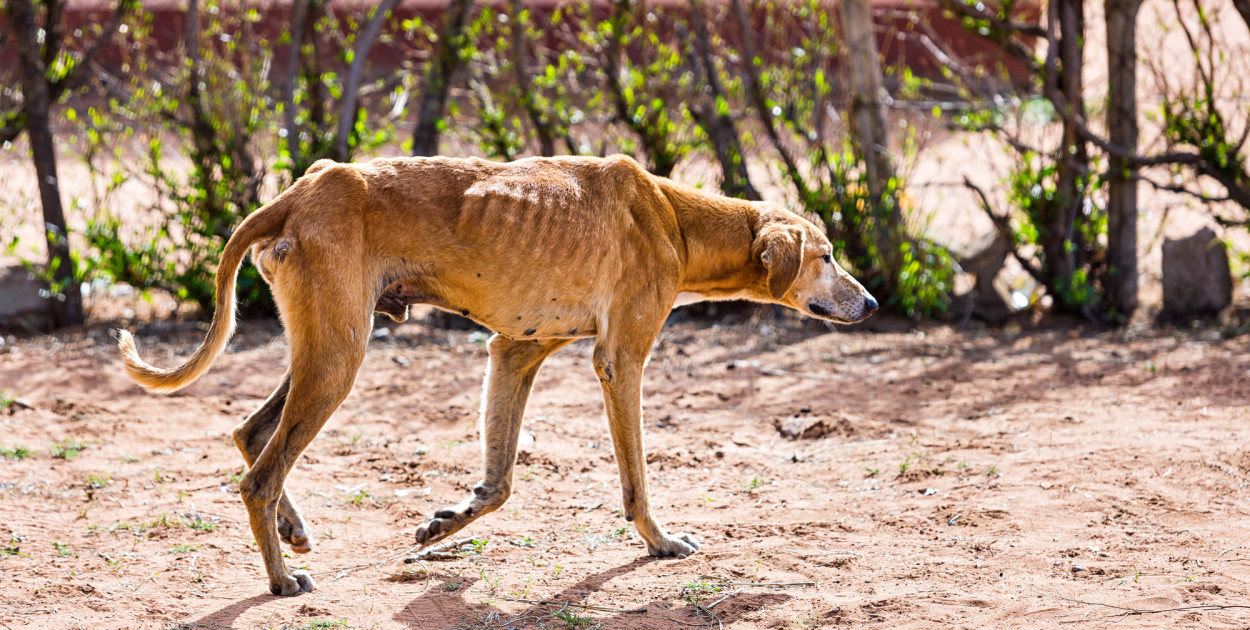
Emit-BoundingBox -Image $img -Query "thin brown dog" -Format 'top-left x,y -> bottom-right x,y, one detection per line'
117,155 -> 876,596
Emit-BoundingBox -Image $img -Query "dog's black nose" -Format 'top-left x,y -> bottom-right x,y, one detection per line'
863,294 -> 878,315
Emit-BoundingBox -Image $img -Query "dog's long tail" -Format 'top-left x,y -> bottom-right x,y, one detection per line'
117,192 -> 294,394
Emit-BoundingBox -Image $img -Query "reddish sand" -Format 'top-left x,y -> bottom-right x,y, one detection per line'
1,310 -> 1249,629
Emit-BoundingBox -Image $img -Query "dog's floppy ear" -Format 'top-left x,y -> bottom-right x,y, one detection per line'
757,225 -> 805,300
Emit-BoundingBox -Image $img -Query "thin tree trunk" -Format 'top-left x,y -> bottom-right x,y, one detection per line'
839,0 -> 899,277
9,0 -> 83,327
411,0 -> 474,157
1104,0 -> 1141,320
283,0 -> 311,166
1044,0 -> 1086,295
334,0 -> 400,162
686,0 -> 759,200
840,0 -> 893,213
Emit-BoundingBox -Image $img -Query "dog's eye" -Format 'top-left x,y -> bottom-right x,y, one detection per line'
821,253 -> 832,264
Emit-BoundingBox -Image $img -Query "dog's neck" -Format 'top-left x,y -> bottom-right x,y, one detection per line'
655,178 -> 767,299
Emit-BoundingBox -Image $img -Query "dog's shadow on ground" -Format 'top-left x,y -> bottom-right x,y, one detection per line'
184,592 -> 278,629
391,556 -> 791,628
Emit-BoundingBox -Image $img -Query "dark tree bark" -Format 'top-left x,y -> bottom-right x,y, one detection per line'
411,0 -> 475,157
6,0 -> 78,327
1104,0 -> 1142,320
1041,0 -> 1088,302
282,0 -> 312,165
684,0 -> 760,200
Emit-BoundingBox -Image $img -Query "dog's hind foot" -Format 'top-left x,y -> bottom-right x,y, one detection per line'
278,514 -> 312,554
269,569 -> 317,596
646,532 -> 700,558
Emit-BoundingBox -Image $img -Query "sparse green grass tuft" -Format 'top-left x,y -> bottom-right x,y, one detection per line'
986,465 -> 1001,476
346,489 -> 370,505
85,472 -> 112,488
740,476 -> 764,491
298,621 -> 353,630
169,544 -> 199,554
1,445 -> 30,460
680,580 -> 725,607
186,518 -> 217,532
49,437 -> 86,460
553,605 -> 599,629
52,541 -> 72,557
0,390 -> 13,409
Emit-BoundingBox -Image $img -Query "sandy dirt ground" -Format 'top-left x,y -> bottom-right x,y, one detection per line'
1,310 -> 1250,630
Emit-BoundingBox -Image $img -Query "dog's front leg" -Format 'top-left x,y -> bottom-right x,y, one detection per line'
414,335 -> 570,546
594,339 -> 700,558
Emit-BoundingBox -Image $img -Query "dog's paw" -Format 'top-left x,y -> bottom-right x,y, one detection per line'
269,570 -> 317,596
413,507 -> 473,546
278,515 -> 312,554
646,532 -> 701,558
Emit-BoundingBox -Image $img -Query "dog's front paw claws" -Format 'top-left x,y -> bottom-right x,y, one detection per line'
269,570 -> 317,596
648,532 -> 700,558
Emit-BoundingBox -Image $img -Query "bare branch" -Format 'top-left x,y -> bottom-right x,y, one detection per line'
334,0 -> 400,161
51,0 -> 136,100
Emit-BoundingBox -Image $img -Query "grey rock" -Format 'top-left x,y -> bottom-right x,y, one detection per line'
1162,226 -> 1232,320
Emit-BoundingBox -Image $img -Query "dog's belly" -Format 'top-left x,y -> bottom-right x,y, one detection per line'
378,276 -> 599,340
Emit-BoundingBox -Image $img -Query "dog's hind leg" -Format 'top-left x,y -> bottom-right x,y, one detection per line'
414,335 -> 571,547
239,308 -> 370,596
231,373 -> 314,554
594,323 -> 700,559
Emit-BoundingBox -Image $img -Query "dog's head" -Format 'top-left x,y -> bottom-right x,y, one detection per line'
752,208 -> 877,324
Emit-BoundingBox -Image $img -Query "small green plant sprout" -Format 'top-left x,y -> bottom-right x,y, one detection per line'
0,390 -> 13,409
85,472 -> 112,489
120,454 -> 142,463
223,468 -> 244,483
1,445 -> 30,460
740,476 -> 764,491
169,544 -> 199,554
479,568 -> 502,592
49,437 -> 86,460
2,534 -> 22,556
680,579 -> 725,607
553,605 -> 599,629
187,517 -> 217,532
957,460 -> 969,470
699,493 -> 714,505
553,562 -> 564,578
898,458 -> 911,474
521,464 -> 536,481
510,535 -> 536,547
468,538 -> 489,555
612,526 -> 629,537
52,541 -> 72,557
346,488 -> 370,505
298,621 -> 353,630
864,466 -> 880,477
986,465 -> 1001,477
